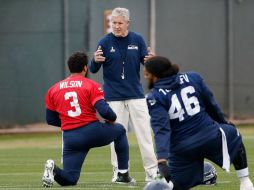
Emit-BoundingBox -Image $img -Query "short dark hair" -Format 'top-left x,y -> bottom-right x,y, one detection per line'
145,56 -> 179,78
67,51 -> 88,73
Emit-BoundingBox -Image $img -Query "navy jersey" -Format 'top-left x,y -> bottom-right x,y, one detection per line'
89,31 -> 147,101
146,72 -> 228,159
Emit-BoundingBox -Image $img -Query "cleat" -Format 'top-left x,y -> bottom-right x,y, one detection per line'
42,159 -> 55,188
113,172 -> 136,185
240,178 -> 254,190
240,184 -> 254,190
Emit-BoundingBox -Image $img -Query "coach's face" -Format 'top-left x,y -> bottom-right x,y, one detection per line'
144,67 -> 156,89
112,16 -> 129,37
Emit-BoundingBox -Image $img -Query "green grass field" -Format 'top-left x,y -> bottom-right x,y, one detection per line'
0,125 -> 253,190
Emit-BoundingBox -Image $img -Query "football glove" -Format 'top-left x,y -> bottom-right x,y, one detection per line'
158,162 -> 171,182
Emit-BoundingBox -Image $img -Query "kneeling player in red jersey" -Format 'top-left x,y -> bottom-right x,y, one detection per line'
42,52 -> 135,187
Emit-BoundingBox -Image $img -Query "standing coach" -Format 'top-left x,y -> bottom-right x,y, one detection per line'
89,7 -> 158,182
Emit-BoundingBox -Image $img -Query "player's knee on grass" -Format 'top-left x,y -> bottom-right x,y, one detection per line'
55,172 -> 80,186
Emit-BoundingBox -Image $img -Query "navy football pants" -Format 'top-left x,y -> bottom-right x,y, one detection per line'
54,121 -> 129,186
169,124 -> 242,190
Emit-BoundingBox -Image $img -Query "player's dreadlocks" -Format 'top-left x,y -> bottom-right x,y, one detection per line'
145,56 -> 179,78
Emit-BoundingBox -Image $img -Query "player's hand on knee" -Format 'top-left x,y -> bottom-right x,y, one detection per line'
158,161 -> 171,183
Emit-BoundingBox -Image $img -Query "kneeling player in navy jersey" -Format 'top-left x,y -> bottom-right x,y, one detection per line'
144,56 -> 254,190
42,52 -> 135,187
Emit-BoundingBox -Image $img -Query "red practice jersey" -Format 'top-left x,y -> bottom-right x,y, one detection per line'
45,75 -> 104,130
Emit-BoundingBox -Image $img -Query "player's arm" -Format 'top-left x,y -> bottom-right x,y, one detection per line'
199,76 -> 228,124
94,99 -> 117,122
147,100 -> 171,182
90,82 -> 116,122
46,108 -> 61,127
146,94 -> 171,161
45,88 -> 61,127
147,93 -> 173,183
89,45 -> 105,73
201,83 -> 227,123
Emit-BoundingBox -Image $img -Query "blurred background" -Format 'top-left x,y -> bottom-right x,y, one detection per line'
0,0 -> 253,127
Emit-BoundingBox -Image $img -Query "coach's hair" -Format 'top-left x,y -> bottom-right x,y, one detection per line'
67,51 -> 88,73
111,7 -> 130,21
145,56 -> 179,78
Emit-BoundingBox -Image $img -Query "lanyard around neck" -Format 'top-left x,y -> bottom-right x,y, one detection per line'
112,34 -> 130,80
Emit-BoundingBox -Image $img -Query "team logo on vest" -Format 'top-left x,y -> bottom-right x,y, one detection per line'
110,47 -> 116,52
127,45 -> 138,50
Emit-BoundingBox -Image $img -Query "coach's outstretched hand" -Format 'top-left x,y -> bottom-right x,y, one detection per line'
144,47 -> 155,63
94,46 -> 106,63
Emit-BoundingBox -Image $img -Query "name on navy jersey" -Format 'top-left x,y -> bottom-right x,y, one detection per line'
179,74 -> 190,84
158,74 -> 190,96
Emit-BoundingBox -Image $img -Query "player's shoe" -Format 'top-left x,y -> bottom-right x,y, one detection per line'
240,184 -> 254,190
240,177 -> 254,190
113,172 -> 136,185
111,166 -> 118,182
42,159 -> 55,188
240,185 -> 254,190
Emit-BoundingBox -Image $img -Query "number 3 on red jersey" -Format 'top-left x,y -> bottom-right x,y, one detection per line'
64,91 -> 81,117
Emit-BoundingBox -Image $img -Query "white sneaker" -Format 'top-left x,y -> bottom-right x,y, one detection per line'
42,159 -> 55,188
240,184 -> 254,190
111,166 -> 118,182
240,177 -> 254,190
